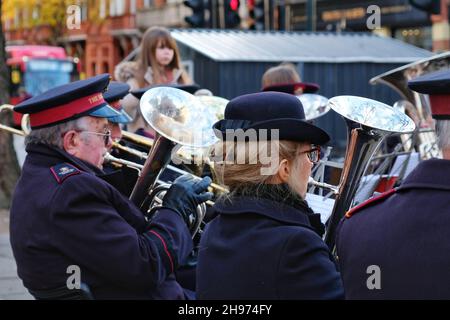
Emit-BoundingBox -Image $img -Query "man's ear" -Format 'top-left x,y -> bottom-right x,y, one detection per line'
63,131 -> 79,155
276,159 -> 290,184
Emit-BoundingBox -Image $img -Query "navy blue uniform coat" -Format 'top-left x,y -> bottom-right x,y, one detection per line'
10,143 -> 193,299
336,158 -> 450,299
196,196 -> 344,299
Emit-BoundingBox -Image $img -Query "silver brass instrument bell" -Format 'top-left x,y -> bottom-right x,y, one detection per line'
139,87 -> 218,148
297,94 -> 330,121
130,87 -> 218,216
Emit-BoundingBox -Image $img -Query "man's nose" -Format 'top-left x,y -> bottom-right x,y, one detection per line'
106,135 -> 113,149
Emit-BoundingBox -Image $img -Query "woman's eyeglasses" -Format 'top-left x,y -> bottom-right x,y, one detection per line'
300,146 -> 321,163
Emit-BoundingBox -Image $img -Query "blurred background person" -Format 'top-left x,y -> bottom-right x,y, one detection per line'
98,81 -> 139,197
261,62 -> 319,95
114,26 -> 192,138
104,81 -> 133,144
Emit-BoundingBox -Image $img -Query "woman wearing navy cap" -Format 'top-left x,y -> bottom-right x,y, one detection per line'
196,91 -> 344,299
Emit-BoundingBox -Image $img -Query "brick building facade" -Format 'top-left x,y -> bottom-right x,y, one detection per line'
3,0 -> 185,78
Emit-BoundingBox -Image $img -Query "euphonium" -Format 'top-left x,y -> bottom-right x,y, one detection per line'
369,52 -> 450,159
128,87 -> 219,236
322,96 -> 416,250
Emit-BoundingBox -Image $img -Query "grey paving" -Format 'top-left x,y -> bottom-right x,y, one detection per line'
0,234 -> 33,300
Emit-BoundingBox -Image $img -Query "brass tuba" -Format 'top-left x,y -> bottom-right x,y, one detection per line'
369,52 -> 450,159
128,87 -> 219,235
323,96 -> 416,249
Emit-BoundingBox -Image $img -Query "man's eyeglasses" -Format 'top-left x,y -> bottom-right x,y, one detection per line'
300,146 -> 321,163
78,129 -> 112,147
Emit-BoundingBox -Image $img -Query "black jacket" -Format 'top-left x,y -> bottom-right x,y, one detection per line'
197,185 -> 344,300
10,143 -> 192,299
337,158 -> 450,299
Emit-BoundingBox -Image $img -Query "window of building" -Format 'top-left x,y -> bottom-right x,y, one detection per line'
100,0 -> 107,18
32,7 -> 39,20
103,62 -> 110,74
394,27 -> 432,51
110,0 -> 126,16
81,1 -> 88,21
130,0 -> 137,14
109,0 -> 116,16
14,9 -> 20,28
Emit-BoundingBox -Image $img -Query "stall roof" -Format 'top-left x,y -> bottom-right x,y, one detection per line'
171,29 -> 432,63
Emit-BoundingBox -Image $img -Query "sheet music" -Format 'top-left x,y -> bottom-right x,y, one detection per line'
389,152 -> 420,179
305,193 -> 335,224
353,174 -> 381,206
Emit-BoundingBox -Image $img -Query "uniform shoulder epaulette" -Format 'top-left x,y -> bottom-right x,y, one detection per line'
345,188 -> 397,219
50,163 -> 81,184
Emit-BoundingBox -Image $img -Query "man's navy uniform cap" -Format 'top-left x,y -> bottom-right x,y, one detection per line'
262,82 -> 320,95
408,69 -> 450,119
103,81 -> 133,124
130,83 -> 201,100
14,74 -> 121,129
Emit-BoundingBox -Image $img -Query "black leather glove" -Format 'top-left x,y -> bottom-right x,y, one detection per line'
160,175 -> 213,230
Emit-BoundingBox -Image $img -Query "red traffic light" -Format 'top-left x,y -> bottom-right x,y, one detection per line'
230,0 -> 239,11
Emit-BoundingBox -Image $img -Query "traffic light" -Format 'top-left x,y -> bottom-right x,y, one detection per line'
224,0 -> 241,28
409,0 -> 441,15
184,0 -> 206,28
249,0 -> 265,30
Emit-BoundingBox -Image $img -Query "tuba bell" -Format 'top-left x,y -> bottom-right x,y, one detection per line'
369,52 -> 450,159
297,94 -> 330,121
173,95 -> 229,166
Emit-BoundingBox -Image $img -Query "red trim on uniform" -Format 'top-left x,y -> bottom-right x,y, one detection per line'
30,93 -> 106,128
49,163 -> 81,184
50,167 -> 61,183
345,188 -> 397,219
429,95 -> 450,118
149,230 -> 174,273
109,100 -> 122,111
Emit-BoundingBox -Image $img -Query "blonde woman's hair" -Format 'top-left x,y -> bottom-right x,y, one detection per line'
261,64 -> 301,88
136,26 -> 191,87
213,140 -> 306,198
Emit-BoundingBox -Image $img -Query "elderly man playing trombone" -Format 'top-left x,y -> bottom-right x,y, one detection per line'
336,69 -> 450,299
9,74 -> 212,300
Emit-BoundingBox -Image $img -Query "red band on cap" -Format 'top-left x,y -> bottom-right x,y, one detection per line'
294,83 -> 305,91
109,100 -> 122,111
429,95 -> 450,118
30,93 -> 106,128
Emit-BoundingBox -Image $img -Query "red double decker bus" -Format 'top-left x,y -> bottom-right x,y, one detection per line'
6,45 -> 81,127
